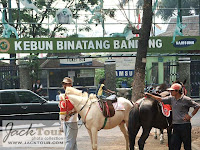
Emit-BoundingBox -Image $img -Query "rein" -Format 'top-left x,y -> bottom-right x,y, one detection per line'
79,98 -> 98,126
79,98 -> 89,112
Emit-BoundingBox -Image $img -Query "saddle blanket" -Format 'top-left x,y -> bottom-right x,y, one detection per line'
113,101 -> 125,111
98,101 -> 125,112
160,102 -> 172,117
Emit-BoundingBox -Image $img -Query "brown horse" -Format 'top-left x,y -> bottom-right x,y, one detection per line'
128,90 -> 172,150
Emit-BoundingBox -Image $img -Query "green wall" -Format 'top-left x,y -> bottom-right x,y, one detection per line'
146,56 -> 177,85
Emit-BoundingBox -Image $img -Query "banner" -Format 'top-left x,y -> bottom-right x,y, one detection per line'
0,36 -> 199,54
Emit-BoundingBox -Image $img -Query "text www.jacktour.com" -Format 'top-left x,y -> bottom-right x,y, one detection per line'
3,141 -> 64,147
7,141 -> 64,145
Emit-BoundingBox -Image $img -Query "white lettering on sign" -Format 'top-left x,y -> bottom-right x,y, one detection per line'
113,40 -> 120,49
96,40 -> 102,49
175,41 -> 195,45
15,41 -> 22,51
104,40 -> 110,49
15,41 -> 53,51
113,40 -> 139,49
13,39 -> 163,52
116,70 -> 134,77
24,41 -> 30,50
57,41 -> 63,50
56,40 -> 110,50
31,41 -> 37,50
82,40 -> 88,49
76,41 -> 82,49
88,40 -> 95,49
149,39 -> 162,48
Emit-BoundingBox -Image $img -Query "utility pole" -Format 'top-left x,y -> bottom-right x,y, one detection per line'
199,0 -> 200,35
8,0 -> 16,65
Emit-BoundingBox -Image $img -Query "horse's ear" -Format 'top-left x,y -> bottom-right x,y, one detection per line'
65,87 -> 70,95
82,92 -> 88,98
183,79 -> 187,85
89,93 -> 96,99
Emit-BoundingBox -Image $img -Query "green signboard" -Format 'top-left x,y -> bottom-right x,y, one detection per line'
0,36 -> 199,54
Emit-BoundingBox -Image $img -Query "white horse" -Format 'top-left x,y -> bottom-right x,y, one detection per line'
65,87 -> 133,150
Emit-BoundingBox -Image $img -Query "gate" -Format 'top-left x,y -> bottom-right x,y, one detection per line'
165,60 -> 200,98
164,61 -> 179,85
0,66 -> 20,89
190,60 -> 200,98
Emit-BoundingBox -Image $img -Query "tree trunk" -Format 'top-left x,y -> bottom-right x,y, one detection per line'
131,0 -> 153,102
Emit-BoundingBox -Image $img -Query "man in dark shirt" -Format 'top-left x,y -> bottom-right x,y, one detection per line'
146,83 -> 200,150
32,79 -> 43,95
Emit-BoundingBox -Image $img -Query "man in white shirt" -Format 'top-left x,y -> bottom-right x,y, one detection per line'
59,77 -> 78,150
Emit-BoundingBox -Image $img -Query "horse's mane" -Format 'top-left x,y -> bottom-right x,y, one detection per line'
174,79 -> 186,86
65,87 -> 88,98
146,83 -> 169,99
157,83 -> 168,92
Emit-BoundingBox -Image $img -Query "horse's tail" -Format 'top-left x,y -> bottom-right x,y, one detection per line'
128,104 -> 140,150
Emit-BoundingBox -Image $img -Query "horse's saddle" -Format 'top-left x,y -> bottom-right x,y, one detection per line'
98,95 -> 117,118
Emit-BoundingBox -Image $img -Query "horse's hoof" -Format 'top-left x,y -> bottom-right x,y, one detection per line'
160,140 -> 164,144
134,146 -> 139,149
154,135 -> 157,139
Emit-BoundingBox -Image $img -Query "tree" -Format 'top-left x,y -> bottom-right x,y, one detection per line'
0,0 -> 115,38
131,0 -> 153,102
137,0 -> 199,21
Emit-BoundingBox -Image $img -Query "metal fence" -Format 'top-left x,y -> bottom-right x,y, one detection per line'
190,60 -> 200,98
0,66 -> 20,89
165,60 -> 200,98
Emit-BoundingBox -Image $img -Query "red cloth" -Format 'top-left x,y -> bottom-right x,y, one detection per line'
59,95 -> 74,114
160,102 -> 172,117
183,86 -> 187,95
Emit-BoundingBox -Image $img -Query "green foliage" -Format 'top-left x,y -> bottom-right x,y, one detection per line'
95,68 -> 105,84
1,0 -> 116,38
19,54 -> 40,82
136,0 -> 199,21
156,0 -> 199,20
116,77 -> 133,88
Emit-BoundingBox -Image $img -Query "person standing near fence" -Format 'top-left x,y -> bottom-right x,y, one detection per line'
32,79 -> 43,95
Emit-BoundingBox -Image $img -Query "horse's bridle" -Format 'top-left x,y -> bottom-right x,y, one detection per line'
65,95 -> 89,118
76,97 -> 98,124
79,98 -> 89,112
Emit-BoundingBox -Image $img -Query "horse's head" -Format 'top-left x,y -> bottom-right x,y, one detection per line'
65,87 -> 89,109
67,94 -> 88,110
65,87 -> 84,96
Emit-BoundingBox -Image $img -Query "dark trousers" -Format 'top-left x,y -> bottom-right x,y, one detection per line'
171,123 -> 192,150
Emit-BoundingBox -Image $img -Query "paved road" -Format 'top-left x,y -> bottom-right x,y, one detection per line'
0,119 -> 199,150
0,125 -> 170,150
0,101 -> 199,150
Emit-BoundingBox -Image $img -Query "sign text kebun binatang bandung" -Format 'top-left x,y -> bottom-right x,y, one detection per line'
0,36 -> 199,54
